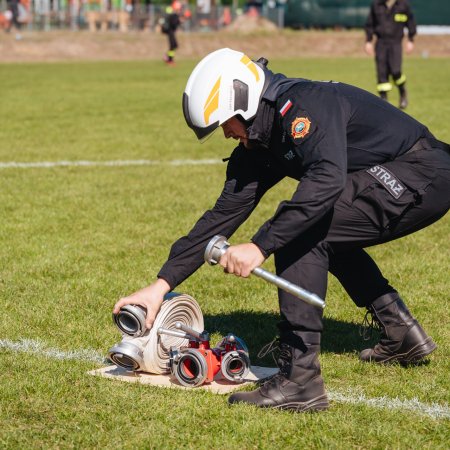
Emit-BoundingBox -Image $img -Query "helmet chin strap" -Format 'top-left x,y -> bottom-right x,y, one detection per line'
226,115 -> 258,150
233,115 -> 256,149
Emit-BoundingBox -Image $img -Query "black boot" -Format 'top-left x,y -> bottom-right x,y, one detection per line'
228,331 -> 329,412
360,293 -> 436,364
399,89 -> 408,109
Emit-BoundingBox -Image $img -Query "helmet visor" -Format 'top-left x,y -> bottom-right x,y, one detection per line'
183,92 -> 220,141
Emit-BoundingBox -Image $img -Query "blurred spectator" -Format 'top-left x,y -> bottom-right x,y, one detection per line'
196,0 -> 210,29
0,10 -> 13,31
110,0 -> 130,32
86,0 -> 101,32
220,6 -> 232,27
181,3 -> 192,32
6,0 -> 23,39
196,0 -> 210,15
245,0 -> 262,15
162,2 -> 181,65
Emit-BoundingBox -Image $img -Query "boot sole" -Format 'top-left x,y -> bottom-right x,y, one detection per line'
273,395 -> 330,413
366,337 -> 437,365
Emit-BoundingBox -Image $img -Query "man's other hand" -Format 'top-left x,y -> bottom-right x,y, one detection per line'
113,279 -> 171,329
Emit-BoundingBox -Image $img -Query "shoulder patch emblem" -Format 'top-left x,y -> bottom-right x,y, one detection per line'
291,117 -> 311,139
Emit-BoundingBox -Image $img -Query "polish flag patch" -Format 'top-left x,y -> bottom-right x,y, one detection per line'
279,100 -> 293,117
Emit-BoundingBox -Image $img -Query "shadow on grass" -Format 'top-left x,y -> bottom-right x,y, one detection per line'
204,310 -> 378,364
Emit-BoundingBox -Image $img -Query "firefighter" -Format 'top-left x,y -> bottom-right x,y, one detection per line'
6,0 -> 22,40
162,2 -> 181,65
365,0 -> 416,109
114,49 -> 450,412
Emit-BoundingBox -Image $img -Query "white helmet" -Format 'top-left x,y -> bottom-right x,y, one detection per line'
182,48 -> 266,140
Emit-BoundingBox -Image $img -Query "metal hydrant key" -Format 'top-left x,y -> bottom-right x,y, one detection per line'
204,235 -> 325,309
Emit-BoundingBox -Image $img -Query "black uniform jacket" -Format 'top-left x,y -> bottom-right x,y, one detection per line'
365,0 -> 416,42
157,69 -> 427,289
167,12 -> 180,32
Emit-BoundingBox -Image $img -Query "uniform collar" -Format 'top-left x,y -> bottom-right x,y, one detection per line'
247,68 -> 304,149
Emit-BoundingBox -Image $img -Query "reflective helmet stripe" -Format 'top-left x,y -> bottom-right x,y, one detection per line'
204,76 -> 221,125
240,55 -> 260,82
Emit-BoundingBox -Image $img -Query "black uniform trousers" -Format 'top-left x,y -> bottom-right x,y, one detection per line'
8,0 -> 21,30
375,39 -> 404,86
275,138 -> 450,333
168,31 -> 178,51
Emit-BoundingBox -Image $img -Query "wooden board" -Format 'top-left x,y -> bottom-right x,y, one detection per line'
88,365 -> 279,394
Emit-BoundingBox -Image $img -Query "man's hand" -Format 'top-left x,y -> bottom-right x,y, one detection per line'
219,242 -> 266,278
364,41 -> 374,56
405,40 -> 414,54
113,278 -> 171,329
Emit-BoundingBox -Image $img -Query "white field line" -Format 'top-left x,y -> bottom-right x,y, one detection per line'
0,338 -> 105,364
328,390 -> 450,421
1,338 -> 449,420
0,159 -> 223,169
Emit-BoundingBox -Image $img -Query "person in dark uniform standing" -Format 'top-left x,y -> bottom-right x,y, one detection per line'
114,49 -> 450,412
365,0 -> 416,109
6,0 -> 22,40
162,2 -> 181,65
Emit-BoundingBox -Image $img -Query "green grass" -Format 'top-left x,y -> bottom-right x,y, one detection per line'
0,57 -> 449,449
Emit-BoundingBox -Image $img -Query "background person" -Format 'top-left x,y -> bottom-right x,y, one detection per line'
114,49 -> 450,412
6,0 -> 22,39
162,1 -> 181,65
365,0 -> 416,109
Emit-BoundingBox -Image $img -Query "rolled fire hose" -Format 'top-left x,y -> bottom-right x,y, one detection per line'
109,292 -> 204,374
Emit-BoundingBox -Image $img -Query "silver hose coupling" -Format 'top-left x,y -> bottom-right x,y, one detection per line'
113,304 -> 147,337
221,350 -> 251,382
108,340 -> 144,371
169,348 -> 209,387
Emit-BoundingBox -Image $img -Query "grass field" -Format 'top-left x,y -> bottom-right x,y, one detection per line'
0,56 -> 449,449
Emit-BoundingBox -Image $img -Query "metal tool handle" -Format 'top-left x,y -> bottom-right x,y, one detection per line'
252,267 -> 324,309
204,235 -> 325,309
175,322 -> 204,340
157,327 -> 190,339
158,325 -> 206,342
157,327 -> 193,340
